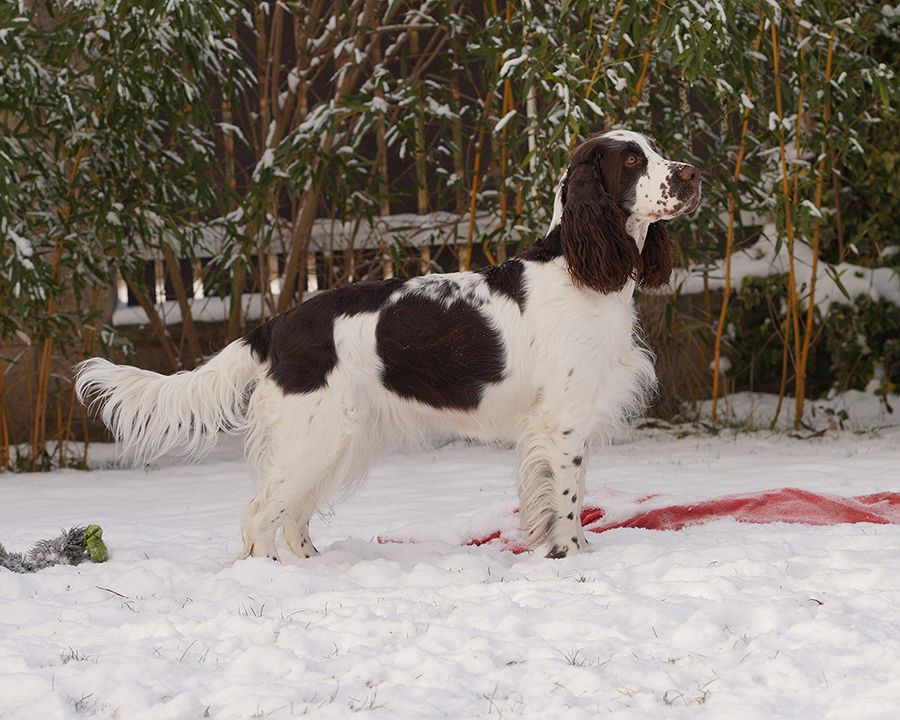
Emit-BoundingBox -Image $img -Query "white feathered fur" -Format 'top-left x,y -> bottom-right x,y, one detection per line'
75,341 -> 264,466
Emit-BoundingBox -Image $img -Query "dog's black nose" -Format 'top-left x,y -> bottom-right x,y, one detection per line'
678,165 -> 700,184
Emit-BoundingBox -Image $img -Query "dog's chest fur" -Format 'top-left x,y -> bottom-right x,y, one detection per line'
510,259 -> 655,435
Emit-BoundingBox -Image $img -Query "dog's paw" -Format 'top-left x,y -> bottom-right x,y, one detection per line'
243,542 -> 280,562
545,544 -> 571,559
545,535 -> 584,559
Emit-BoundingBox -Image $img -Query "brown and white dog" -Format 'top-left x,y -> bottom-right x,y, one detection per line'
76,129 -> 701,560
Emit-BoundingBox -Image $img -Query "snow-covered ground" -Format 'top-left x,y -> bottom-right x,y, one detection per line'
2,427 -> 900,719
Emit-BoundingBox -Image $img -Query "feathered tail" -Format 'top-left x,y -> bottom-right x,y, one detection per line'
75,340 -> 265,466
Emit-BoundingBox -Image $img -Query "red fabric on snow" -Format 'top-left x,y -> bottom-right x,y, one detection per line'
465,488 -> 900,554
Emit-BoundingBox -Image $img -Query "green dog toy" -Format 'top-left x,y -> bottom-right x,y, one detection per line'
0,525 -> 109,573
83,525 -> 109,563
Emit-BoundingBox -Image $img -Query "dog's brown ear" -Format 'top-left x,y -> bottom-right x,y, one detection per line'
559,162 -> 639,293
638,221 -> 673,289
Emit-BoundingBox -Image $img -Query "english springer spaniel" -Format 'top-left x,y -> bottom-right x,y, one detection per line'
76,129 -> 701,560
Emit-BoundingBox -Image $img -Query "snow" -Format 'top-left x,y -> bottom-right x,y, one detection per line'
3,427 -> 900,719
112,292 -> 272,327
499,54 -> 527,79
606,68 -> 627,92
584,97 -> 605,116
8,230 -> 35,271
131,211 -> 525,261
252,149 -> 275,181
694,390 -> 899,431
673,223 -> 900,314
493,109 -> 517,133
113,212 -> 532,326
424,98 -> 454,119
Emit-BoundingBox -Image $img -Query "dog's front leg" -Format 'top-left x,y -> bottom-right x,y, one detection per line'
518,418 -> 588,558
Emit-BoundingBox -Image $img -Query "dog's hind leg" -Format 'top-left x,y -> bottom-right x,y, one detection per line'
240,489 -> 283,560
241,458 -> 322,561
283,508 -> 318,559
242,378 -> 373,561
239,351 -> 379,560
241,468 -> 324,561
281,431 -> 372,560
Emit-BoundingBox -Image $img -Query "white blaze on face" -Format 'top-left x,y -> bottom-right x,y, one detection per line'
602,129 -> 701,222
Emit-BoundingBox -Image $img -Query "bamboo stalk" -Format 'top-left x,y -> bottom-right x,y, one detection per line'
226,239 -> 249,342
0,245 -> 6,468
222,97 -> 237,195
483,2 -> 515,268
795,29 -> 837,423
125,275 -> 181,371
269,3 -> 285,131
32,339 -> 53,469
289,0 -> 322,131
710,16 -> 764,424
261,4 -> 286,314
55,383 -> 64,467
584,0 -> 626,101
463,121 -> 488,272
831,153 -> 845,262
489,71 -> 514,266
58,285 -> 102,467
280,167 -> 325,308
255,6 -> 271,153
702,272 -> 711,327
162,244 -> 203,364
411,29 -> 428,216
370,41 -> 394,279
0,264 -> 6,467
769,19 -> 803,429
220,86 -> 245,338
0,350 -> 8,471
464,0 -> 502,272
257,237 -> 268,321
790,26 -> 808,215
31,240 -> 64,470
228,7 -> 275,342
22,345 -> 35,467
772,314 -> 791,428
630,0 -> 664,109
447,36 -> 469,269
410,28 -> 432,275
450,35 -> 467,233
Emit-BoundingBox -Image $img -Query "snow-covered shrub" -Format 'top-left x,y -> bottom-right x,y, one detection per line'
1,0 -> 249,469
714,277 -> 899,401
825,298 -> 900,398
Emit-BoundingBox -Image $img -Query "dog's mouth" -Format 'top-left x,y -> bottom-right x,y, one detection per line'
646,195 -> 700,222
684,188 -> 701,213
667,189 -> 702,219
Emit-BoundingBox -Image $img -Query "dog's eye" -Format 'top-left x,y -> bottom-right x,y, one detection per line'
625,154 -> 639,167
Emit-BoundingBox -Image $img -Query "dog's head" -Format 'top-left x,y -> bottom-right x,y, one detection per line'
552,129 -> 701,293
